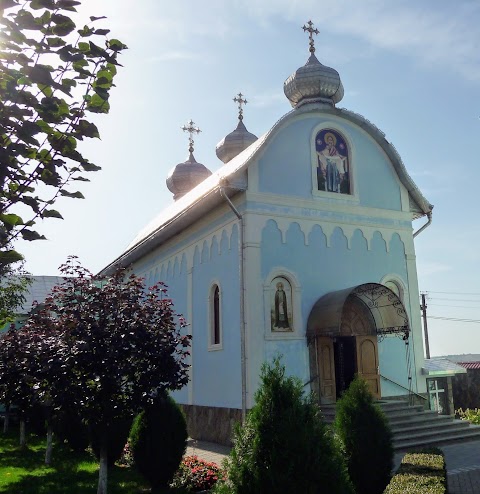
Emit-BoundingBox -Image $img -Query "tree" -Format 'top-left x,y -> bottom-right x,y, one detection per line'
334,377 -> 394,494
0,0 -> 126,266
27,257 -> 191,494
0,258 -> 31,328
216,358 -> 353,494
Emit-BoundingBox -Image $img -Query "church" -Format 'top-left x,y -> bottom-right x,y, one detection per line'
100,22 -> 433,444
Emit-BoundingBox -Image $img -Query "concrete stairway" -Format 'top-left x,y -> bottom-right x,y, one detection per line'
320,400 -> 480,451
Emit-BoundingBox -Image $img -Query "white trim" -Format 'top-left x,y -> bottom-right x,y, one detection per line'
380,274 -> 407,302
310,121 -> 359,202
208,280 -> 223,351
263,268 -> 302,339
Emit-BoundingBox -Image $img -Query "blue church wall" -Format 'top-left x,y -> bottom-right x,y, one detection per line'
257,114 -> 403,212
191,225 -> 242,408
130,214 -> 243,409
259,218 -> 416,396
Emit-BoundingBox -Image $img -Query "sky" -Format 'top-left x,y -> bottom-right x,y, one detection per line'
14,0 -> 480,357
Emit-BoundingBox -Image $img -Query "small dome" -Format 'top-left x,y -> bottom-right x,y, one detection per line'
284,20 -> 344,108
216,92 -> 258,164
216,119 -> 258,164
166,152 -> 212,201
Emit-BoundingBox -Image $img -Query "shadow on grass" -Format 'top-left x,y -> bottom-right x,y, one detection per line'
0,464 -> 150,494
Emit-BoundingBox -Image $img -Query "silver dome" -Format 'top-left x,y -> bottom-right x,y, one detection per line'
284,52 -> 344,108
166,152 -> 212,201
216,120 -> 258,164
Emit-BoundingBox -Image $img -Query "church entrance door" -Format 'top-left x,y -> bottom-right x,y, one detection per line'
356,335 -> 380,399
308,283 -> 411,405
317,336 -> 336,404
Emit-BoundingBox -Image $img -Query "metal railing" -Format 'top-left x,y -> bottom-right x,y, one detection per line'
380,373 -> 427,402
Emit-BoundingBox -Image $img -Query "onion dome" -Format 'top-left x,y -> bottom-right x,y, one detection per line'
284,20 -> 344,108
216,92 -> 258,164
166,120 -> 212,201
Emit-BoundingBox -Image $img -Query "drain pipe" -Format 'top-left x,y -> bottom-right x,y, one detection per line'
413,211 -> 432,238
219,185 -> 247,424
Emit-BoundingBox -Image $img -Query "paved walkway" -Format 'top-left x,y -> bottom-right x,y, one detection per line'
187,438 -> 480,493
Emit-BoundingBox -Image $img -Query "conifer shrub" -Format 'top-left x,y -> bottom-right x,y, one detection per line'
90,416 -> 134,467
215,358 -> 353,494
334,377 -> 393,494
129,393 -> 188,491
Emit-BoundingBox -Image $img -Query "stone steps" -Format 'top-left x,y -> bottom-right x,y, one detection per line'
320,400 -> 480,451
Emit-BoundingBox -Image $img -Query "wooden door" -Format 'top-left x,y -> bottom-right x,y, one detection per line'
317,337 -> 336,404
356,335 -> 380,399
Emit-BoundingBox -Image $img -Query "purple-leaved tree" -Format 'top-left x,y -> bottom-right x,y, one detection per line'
25,257 -> 191,494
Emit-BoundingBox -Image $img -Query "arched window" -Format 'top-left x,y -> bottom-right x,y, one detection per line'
384,280 -> 403,301
209,284 -> 222,348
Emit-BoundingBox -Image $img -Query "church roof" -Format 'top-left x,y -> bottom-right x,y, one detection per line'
99,104 -> 433,275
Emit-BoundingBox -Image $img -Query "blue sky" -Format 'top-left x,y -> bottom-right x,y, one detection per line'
17,0 -> 480,357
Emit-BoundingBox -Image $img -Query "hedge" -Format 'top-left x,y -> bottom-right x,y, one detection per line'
383,448 -> 446,494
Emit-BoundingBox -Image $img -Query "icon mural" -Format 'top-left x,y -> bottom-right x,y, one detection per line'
315,128 -> 350,194
270,277 -> 293,332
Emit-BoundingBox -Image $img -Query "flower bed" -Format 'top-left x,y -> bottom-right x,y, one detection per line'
383,448 -> 446,494
171,455 -> 224,492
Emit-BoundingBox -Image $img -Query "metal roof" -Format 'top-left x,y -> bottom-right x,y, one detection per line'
99,103 -> 433,276
422,358 -> 467,376
457,362 -> 480,370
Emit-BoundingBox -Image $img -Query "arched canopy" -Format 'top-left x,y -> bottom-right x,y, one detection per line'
307,283 -> 410,340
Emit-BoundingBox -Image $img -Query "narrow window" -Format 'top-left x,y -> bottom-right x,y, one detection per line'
212,285 -> 221,346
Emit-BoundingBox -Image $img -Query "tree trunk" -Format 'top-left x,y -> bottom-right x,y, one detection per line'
3,404 -> 9,434
97,429 -> 108,494
45,421 -> 53,465
19,419 -> 26,449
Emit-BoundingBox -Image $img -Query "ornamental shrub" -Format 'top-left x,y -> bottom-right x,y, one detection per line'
384,448 -> 446,494
171,455 -> 224,492
215,358 -> 353,494
334,377 -> 393,494
457,407 -> 480,425
90,416 -> 134,467
130,393 -> 188,490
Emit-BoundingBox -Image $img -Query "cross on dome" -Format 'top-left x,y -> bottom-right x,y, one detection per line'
233,92 -> 247,121
302,20 -> 319,53
181,119 -> 201,153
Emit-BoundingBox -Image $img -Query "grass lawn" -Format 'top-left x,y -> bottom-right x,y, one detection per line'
0,429 -> 188,494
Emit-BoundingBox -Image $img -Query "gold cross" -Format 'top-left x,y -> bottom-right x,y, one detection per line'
181,119 -> 201,153
302,20 -> 319,53
233,92 -> 247,121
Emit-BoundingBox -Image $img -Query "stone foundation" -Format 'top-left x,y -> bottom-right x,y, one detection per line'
180,404 -> 242,446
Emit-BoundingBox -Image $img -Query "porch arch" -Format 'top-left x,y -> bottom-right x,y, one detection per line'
307,283 -> 410,403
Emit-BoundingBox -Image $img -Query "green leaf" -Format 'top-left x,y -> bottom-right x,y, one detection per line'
75,120 -> 100,139
86,93 -> 110,114
81,161 -> 101,172
46,37 -> 66,47
77,25 -> 94,37
57,0 -> 81,10
0,250 -> 24,266
94,29 -> 110,36
108,39 -> 128,52
0,213 -> 24,227
42,209 -> 63,219
21,229 -> 47,241
59,190 -> 85,199
51,13 -> 76,36
90,16 -> 107,21
31,0 -> 55,9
